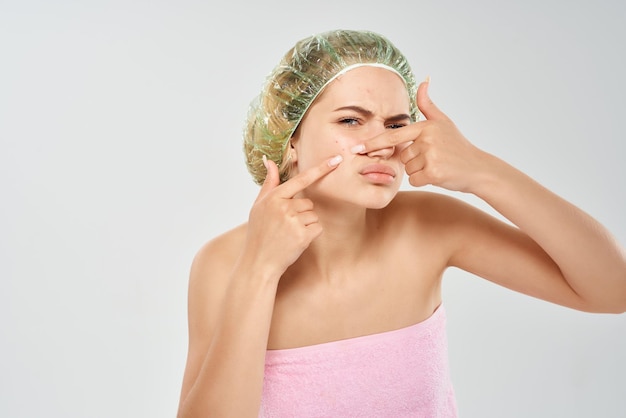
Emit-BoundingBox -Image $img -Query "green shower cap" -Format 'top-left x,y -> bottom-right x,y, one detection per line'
243,29 -> 418,185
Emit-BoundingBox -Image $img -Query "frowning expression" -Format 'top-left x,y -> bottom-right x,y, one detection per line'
290,66 -> 412,208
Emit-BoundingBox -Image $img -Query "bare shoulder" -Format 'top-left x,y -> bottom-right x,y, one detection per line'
178,224 -> 249,407
387,190 -> 482,227
383,190 -> 504,259
191,223 -> 248,280
187,223 -> 248,334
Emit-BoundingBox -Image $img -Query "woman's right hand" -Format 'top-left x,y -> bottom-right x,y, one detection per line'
242,154 -> 343,279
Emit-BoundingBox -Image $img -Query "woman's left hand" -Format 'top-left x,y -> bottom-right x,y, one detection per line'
353,79 -> 493,194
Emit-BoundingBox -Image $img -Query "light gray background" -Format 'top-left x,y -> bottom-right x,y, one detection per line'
1,0 -> 624,417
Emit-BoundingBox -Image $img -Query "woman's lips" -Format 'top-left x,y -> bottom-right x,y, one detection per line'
359,164 -> 397,185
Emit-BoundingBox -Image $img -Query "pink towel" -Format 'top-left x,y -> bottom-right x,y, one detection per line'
260,305 -> 457,417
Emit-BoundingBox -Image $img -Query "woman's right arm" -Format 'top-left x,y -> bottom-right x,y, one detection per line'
176,236 -> 282,418
176,156 -> 342,417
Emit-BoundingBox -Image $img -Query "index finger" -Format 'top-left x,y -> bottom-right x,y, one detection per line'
350,123 -> 425,155
276,154 -> 343,198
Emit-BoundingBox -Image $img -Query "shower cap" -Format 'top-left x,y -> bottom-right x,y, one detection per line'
243,29 -> 418,185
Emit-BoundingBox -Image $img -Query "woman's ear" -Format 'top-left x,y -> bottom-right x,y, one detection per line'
289,139 -> 298,164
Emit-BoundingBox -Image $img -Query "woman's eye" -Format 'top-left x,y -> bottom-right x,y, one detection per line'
339,118 -> 359,126
386,123 -> 406,129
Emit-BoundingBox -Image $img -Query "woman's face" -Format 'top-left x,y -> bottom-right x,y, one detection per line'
290,66 -> 412,209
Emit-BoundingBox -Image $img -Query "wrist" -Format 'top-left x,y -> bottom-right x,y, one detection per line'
232,252 -> 284,288
464,151 -> 511,198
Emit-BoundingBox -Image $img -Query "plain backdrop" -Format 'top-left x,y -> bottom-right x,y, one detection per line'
1,0 -> 625,417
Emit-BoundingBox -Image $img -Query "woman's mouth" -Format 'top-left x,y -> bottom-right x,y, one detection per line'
359,164 -> 397,185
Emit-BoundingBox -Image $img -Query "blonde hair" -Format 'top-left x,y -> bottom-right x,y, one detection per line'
243,29 -> 418,185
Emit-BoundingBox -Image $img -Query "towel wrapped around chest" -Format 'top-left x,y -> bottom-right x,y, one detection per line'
260,305 -> 457,418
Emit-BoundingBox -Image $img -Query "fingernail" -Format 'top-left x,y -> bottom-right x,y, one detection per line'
350,144 -> 365,154
262,154 -> 268,169
328,155 -> 343,167
424,75 -> 431,83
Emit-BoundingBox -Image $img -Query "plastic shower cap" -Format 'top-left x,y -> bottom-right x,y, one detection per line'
243,29 -> 418,185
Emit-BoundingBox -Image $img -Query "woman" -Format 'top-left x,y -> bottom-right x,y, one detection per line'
177,30 -> 626,417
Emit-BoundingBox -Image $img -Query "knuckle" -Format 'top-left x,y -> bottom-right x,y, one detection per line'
425,166 -> 442,182
301,199 -> 314,211
421,132 -> 435,145
409,175 -> 421,187
404,160 -> 418,174
400,146 -> 416,163
388,130 -> 402,145
308,224 -> 323,238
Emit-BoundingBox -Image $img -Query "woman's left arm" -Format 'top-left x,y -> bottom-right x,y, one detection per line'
454,150 -> 626,313
355,79 -> 626,313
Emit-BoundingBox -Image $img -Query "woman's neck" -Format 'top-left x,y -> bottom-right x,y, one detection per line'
288,202 -> 379,283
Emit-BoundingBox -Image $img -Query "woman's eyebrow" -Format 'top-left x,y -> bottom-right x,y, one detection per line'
386,113 -> 411,123
333,105 -> 373,116
333,105 -> 410,122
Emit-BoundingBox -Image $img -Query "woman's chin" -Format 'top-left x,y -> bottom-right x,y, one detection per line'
361,190 -> 399,209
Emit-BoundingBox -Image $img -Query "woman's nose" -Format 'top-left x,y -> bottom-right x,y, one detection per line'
362,123 -> 397,159
366,145 -> 395,160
